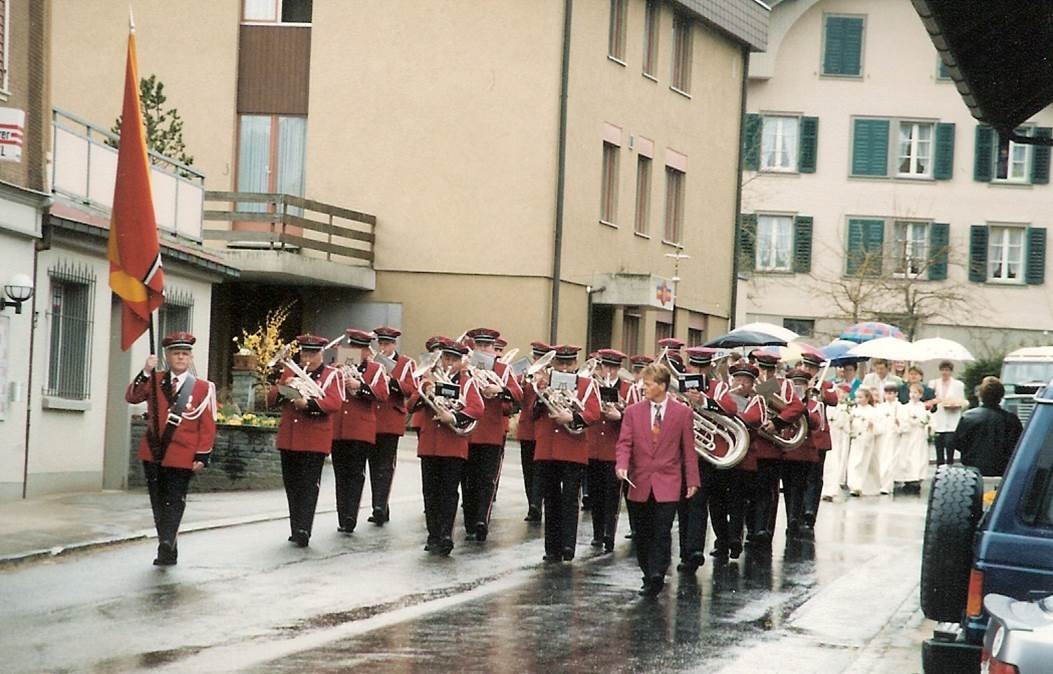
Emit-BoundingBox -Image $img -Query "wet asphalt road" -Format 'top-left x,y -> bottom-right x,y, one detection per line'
0,448 -> 927,673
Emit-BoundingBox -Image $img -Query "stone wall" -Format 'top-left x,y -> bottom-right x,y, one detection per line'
128,419 -> 283,492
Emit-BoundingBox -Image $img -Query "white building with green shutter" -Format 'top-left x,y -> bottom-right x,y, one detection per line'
736,0 -> 1053,354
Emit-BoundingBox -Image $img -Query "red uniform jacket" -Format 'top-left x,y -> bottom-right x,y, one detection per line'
811,380 -> 836,452
615,398 -> 700,503
515,378 -> 538,442
533,375 -> 602,465
587,379 -> 634,462
411,372 -> 485,459
469,361 -> 524,446
267,364 -> 344,454
375,353 -> 415,436
750,378 -> 806,462
334,360 -> 390,443
729,392 -> 766,472
783,398 -> 824,463
126,371 -> 217,470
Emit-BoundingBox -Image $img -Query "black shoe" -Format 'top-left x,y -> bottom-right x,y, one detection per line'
603,537 -> 615,553
474,521 -> 488,542
291,530 -> 310,547
524,506 -> 542,522
438,538 -> 454,556
729,542 -> 743,559
368,507 -> 388,526
590,538 -> 603,548
677,553 -> 704,574
561,547 -> 576,562
337,525 -> 354,535
625,531 -> 635,539
543,552 -> 563,563
153,540 -> 177,566
639,576 -> 664,597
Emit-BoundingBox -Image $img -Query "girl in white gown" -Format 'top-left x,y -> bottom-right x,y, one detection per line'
822,387 -> 851,500
895,383 -> 931,489
847,388 -> 882,496
877,383 -> 902,495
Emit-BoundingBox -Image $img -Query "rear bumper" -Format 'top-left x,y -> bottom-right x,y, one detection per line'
922,638 -> 981,674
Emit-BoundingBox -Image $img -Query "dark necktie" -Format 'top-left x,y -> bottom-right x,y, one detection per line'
652,405 -> 662,439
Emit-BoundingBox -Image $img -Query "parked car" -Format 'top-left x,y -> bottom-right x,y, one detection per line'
1000,347 -> 1053,426
919,382 -> 1053,673
980,594 -> 1053,674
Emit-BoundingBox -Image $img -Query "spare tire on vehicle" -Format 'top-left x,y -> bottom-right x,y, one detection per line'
920,465 -> 984,622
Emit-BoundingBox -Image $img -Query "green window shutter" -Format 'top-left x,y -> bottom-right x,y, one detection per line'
743,113 -> 761,171
933,123 -> 955,180
739,213 -> 756,271
974,125 -> 994,182
928,222 -> 950,280
846,219 -> 864,275
841,18 -> 864,76
793,215 -> 813,273
863,219 -> 884,275
969,225 -> 988,282
851,118 -> 889,177
823,16 -> 863,76
1031,127 -> 1051,185
798,117 -> 819,173
846,218 -> 883,275
1026,227 -> 1047,285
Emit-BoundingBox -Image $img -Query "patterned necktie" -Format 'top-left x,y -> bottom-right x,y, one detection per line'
652,404 -> 663,439
161,372 -> 173,400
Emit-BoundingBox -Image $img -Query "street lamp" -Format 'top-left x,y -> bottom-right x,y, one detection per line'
664,247 -> 690,336
1,273 -> 33,314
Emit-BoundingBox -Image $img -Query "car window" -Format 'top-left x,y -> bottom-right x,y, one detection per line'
1020,418 -> 1053,525
1002,363 -> 1053,387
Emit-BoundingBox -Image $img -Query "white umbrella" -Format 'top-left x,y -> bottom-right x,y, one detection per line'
733,322 -> 800,343
913,337 -> 975,362
848,336 -> 923,361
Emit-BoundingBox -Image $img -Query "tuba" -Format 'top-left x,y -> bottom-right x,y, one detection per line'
412,352 -> 478,437
756,379 -> 808,451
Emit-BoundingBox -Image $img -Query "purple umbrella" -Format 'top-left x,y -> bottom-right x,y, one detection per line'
839,321 -> 906,344
823,339 -> 868,365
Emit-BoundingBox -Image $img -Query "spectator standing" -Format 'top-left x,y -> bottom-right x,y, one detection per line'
929,361 -> 968,465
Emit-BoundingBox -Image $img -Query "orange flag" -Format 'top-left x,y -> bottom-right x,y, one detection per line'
108,22 -> 165,351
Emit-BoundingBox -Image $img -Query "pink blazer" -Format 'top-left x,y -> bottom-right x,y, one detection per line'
615,397 -> 700,503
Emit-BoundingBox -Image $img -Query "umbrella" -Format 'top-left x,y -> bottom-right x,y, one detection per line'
913,337 -> 975,362
705,330 -> 787,349
848,336 -> 922,361
839,321 -> 906,343
733,322 -> 800,343
822,339 -> 868,366
758,341 -> 826,363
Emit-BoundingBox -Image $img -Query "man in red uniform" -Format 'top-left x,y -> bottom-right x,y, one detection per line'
409,338 -> 485,556
587,348 -> 630,553
126,332 -> 217,566
331,329 -> 390,534
268,334 -> 344,547
798,353 -> 838,528
616,363 -> 700,596
372,326 -> 415,526
463,328 -> 523,541
410,336 -> 445,435
533,344 -> 601,562
783,368 -> 823,535
517,341 -> 552,523
724,362 -> 767,559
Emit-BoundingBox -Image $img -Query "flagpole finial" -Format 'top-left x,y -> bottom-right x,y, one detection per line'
129,6 -> 136,33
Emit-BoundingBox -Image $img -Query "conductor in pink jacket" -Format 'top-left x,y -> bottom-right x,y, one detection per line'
616,363 -> 700,596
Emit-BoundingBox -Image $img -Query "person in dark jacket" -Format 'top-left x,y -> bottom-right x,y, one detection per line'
951,377 -> 1023,477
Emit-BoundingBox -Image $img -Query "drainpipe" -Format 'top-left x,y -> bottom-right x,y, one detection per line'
549,0 -> 573,345
728,46 -> 750,331
22,219 -> 49,499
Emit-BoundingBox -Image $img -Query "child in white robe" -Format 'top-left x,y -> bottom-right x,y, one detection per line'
847,387 -> 882,496
895,383 -> 931,492
822,388 -> 851,500
877,383 -> 902,495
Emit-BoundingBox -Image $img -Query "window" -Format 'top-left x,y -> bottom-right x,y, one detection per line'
634,155 -> 652,235
671,14 -> 692,94
893,221 -> 929,277
989,226 -> 1026,283
783,318 -> 815,338
687,327 -> 704,347
608,0 -> 628,62
237,115 -> 307,212
243,0 -> 312,23
157,289 -> 194,370
623,308 -> 640,355
975,125 -> 1051,185
897,122 -> 934,177
996,135 -> 1031,183
937,57 -> 951,80
663,167 -> 685,243
755,215 -> 793,272
643,0 -> 660,77
46,262 -> 96,400
655,321 -> 672,343
761,116 -> 799,172
600,141 -> 619,225
822,15 -> 864,77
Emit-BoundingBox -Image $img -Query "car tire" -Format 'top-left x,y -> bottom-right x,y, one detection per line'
920,465 -> 984,622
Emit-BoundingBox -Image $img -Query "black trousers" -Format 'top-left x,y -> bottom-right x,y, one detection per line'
587,459 -> 621,543
421,456 -> 464,544
626,496 -> 678,580
142,461 -> 194,550
371,433 -> 401,515
331,439 -> 373,530
280,450 -> 326,538
746,459 -> 780,544
934,432 -> 955,465
520,440 -> 542,511
708,467 -> 746,551
463,443 -> 503,531
803,452 -> 826,525
537,460 -> 584,557
780,460 -> 811,530
677,462 -> 711,561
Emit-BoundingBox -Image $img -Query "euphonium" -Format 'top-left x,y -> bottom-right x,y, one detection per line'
531,355 -> 587,436
412,354 -> 478,437
668,378 -> 750,469
758,390 -> 808,451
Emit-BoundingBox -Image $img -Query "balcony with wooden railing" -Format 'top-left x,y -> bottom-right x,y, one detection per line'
202,192 -> 377,289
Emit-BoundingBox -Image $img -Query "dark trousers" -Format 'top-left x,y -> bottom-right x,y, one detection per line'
677,463 -> 711,562
280,450 -> 326,538
421,456 -> 464,544
520,440 -> 542,511
803,452 -> 826,525
780,460 -> 811,531
370,434 -> 401,516
142,461 -> 194,551
587,459 -> 621,544
463,443 -> 503,531
746,459 -> 780,544
537,460 -> 584,557
331,439 -> 373,530
708,467 -> 745,551
626,496 -> 678,580
934,432 -> 955,465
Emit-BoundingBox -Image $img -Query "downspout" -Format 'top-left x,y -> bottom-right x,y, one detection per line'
549,0 -> 573,345
22,222 -> 48,498
728,46 -> 750,330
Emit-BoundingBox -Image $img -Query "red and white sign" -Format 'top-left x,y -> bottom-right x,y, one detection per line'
0,108 -> 25,163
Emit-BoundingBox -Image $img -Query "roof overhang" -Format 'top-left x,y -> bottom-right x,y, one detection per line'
673,0 -> 769,52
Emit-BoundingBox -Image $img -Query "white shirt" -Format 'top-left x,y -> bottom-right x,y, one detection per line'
650,396 -> 668,427
929,377 -> 967,432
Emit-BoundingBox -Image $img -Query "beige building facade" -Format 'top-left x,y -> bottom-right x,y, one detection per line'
739,0 -> 1053,355
52,0 -> 766,382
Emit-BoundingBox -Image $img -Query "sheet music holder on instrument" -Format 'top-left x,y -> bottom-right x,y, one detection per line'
754,377 -> 781,404
277,383 -> 303,400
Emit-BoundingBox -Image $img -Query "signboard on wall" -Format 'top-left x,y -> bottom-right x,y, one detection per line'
0,108 -> 25,163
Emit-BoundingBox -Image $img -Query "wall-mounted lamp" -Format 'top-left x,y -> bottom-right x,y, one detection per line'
1,273 -> 34,314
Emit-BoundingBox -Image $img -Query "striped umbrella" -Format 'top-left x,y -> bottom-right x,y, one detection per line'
839,321 -> 906,343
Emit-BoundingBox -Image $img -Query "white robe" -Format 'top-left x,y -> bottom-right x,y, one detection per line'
895,401 -> 931,482
876,401 -> 902,494
847,404 -> 883,495
823,403 -> 850,497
